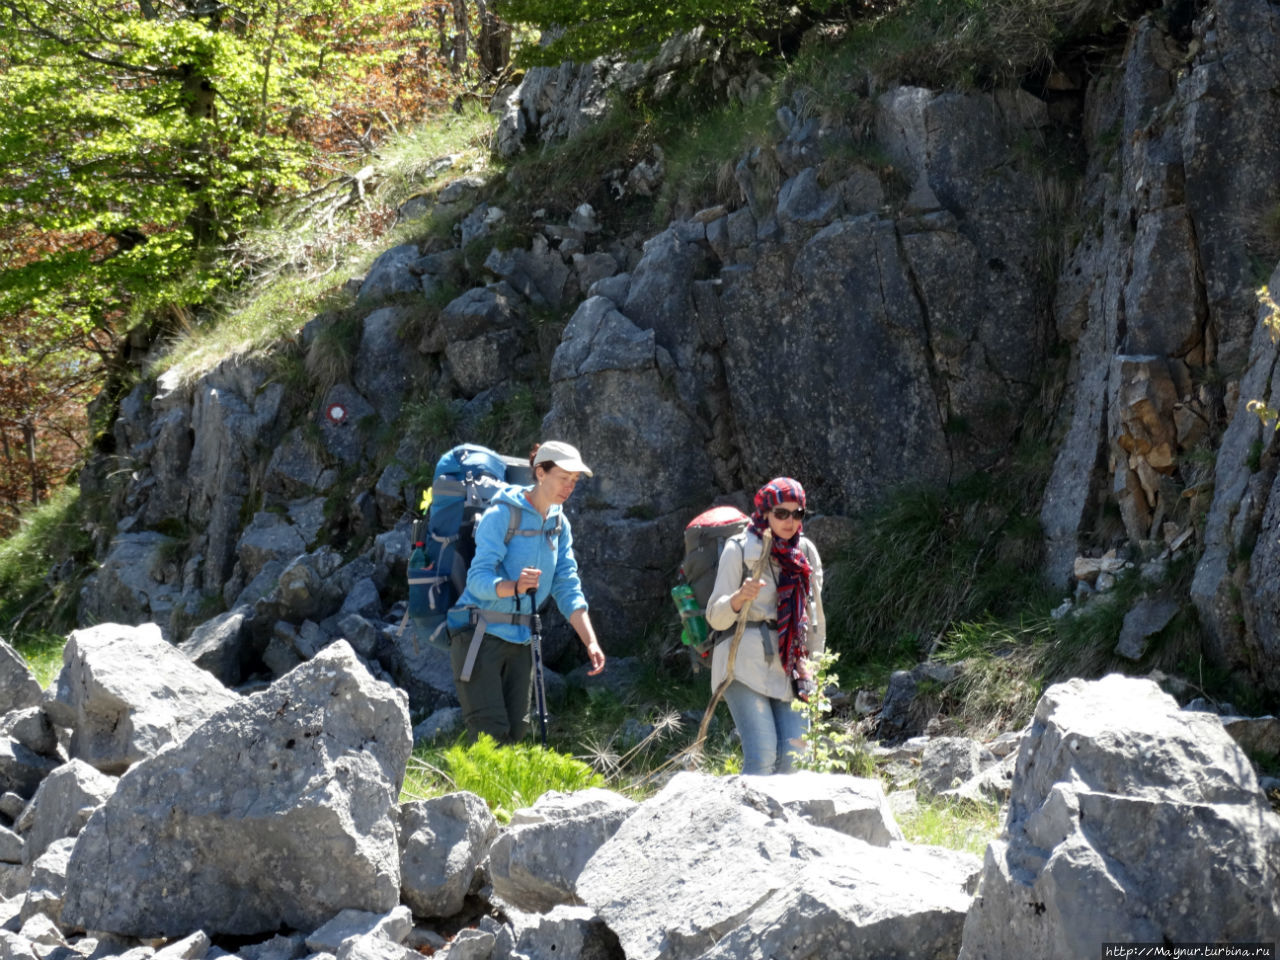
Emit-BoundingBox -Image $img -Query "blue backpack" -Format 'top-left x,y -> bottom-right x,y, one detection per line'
403,443 -> 553,651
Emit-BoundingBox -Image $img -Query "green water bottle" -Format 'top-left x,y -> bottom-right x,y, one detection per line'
670,583 -> 708,648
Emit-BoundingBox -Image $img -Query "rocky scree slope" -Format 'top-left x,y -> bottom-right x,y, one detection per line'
0,632 -> 1276,958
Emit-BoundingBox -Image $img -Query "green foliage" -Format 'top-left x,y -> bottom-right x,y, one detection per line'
932,568 -> 1171,735
12,632 -> 63,690
791,650 -> 876,776
499,95 -> 647,223
0,485 -> 87,678
497,0 -> 838,66
155,105 -> 494,382
651,96 -> 777,224
1,0 -> 483,357
897,795 -> 1001,858
403,734 -> 605,822
828,0 -> 1134,90
303,308 -> 365,397
824,467 -> 1047,660
472,387 -> 546,455
2,0 -> 308,335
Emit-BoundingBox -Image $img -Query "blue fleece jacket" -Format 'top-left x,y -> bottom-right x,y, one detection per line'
446,485 -> 588,644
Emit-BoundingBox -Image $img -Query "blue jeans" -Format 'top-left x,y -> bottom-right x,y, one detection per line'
722,680 -> 808,775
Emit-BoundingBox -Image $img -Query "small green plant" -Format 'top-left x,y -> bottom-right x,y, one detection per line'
651,94 -> 777,224
825,468 -> 1047,660
14,632 -> 65,690
897,795 -> 1002,858
403,734 -> 605,822
473,387 -> 546,455
0,486 -> 89,658
791,650 -> 875,776
305,310 -> 364,397
403,396 -> 464,448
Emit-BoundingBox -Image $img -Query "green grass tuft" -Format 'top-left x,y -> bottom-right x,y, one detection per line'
0,485 -> 89,687
897,795 -> 1002,858
403,734 -> 606,822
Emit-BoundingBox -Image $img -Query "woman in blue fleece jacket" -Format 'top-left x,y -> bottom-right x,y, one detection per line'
447,440 -> 606,742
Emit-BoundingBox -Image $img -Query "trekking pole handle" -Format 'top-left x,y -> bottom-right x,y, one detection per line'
525,587 -> 541,631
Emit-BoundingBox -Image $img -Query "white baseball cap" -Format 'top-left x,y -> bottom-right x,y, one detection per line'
533,440 -> 593,477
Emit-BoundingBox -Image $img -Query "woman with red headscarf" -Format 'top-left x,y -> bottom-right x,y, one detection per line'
705,477 -> 826,775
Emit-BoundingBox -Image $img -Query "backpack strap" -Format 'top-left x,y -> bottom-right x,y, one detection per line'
457,606 -> 536,682
502,503 -> 563,552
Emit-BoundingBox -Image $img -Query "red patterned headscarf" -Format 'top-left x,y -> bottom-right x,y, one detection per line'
749,477 -> 814,701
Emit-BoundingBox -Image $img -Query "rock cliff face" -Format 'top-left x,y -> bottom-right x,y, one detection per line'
77,0 -> 1280,703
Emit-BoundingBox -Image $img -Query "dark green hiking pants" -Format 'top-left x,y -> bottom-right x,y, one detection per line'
450,631 -> 532,743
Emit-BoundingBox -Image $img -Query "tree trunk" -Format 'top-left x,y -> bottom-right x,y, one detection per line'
22,423 -> 39,506
436,5 -> 450,62
474,0 -> 511,78
451,0 -> 469,77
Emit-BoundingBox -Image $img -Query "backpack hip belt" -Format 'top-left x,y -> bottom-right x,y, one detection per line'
457,606 -> 536,683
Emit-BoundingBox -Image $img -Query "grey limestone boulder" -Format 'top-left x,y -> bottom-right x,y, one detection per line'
46,623 -> 239,775
179,606 -> 259,687
61,641 -> 412,938
20,837 -> 74,925
354,306 -> 416,422
775,167 -> 840,229
441,928 -> 493,960
0,826 -> 21,865
483,243 -> 571,309
439,283 -> 525,343
358,245 -> 423,306
489,905 -> 623,960
740,771 -> 904,845
489,788 -> 636,914
578,773 -> 979,960
236,513 -> 306,584
16,914 -> 62,948
1114,595 -> 1180,661
942,752 -> 1017,806
958,675 -> 1280,958
0,741 -> 60,801
304,906 -> 413,954
0,710 -> 57,761
411,709 -> 462,745
338,581 -> 382,622
317,385 -> 375,468
238,933 -> 306,960
333,934 -> 416,960
15,760 -> 116,866
398,792 -> 496,920
153,932 -> 211,960
75,533 -> 187,640
877,662 -> 961,742
264,428 -> 335,500
273,549 -> 345,623
0,864 -> 27,903
0,931 -> 37,960
917,737 -> 998,799
0,645 -> 41,714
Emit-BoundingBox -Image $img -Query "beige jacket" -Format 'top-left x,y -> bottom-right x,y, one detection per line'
706,530 -> 826,701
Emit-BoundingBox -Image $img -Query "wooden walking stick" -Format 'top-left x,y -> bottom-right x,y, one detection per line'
690,528 -> 772,759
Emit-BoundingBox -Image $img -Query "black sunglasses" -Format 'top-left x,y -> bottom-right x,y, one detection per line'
770,506 -> 805,521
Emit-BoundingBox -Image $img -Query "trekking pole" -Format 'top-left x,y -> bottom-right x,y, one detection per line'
690,529 -> 773,762
526,588 -> 549,749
